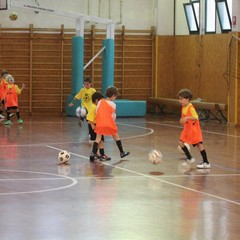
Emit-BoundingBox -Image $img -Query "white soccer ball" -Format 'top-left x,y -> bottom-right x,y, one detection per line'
58,150 -> 71,164
76,106 -> 87,118
178,143 -> 191,154
9,12 -> 18,21
148,150 -> 163,164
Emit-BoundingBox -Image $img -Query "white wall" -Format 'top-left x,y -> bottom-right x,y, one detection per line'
155,0 -> 174,35
0,0 -> 238,34
0,0 -> 154,30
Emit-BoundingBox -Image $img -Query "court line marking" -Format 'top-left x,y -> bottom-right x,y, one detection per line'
46,145 -> 240,206
0,169 -> 77,196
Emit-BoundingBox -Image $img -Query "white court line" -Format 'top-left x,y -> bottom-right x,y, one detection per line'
47,145 -> 240,206
0,169 -> 77,196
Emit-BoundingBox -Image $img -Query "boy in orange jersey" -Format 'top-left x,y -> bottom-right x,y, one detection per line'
177,88 -> 211,169
0,69 -> 9,119
4,74 -> 25,125
69,77 -> 96,127
87,91 -> 111,161
89,86 -> 130,161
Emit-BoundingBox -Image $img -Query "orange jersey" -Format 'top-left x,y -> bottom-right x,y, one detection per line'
0,78 -> 8,100
180,103 -> 203,144
95,99 -> 118,136
5,84 -> 22,107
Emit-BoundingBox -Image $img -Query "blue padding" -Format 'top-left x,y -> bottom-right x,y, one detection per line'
66,99 -> 146,117
115,100 -> 146,117
72,36 -> 84,95
102,39 -> 114,95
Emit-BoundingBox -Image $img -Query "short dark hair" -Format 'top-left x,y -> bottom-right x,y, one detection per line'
177,88 -> 193,100
84,77 -> 92,84
92,91 -> 104,103
1,69 -> 9,77
106,86 -> 118,98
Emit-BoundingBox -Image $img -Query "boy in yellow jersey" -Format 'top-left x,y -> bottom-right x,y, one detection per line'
87,91 -> 111,161
69,77 -> 96,127
177,89 -> 210,169
4,74 -> 25,125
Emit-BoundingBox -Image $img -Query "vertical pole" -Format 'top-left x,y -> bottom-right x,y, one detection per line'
102,22 -> 115,95
66,17 -> 84,116
102,38 -> 114,95
29,24 -> 33,114
60,24 -> 64,114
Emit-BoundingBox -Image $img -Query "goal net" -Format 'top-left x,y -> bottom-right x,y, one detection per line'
226,34 -> 240,84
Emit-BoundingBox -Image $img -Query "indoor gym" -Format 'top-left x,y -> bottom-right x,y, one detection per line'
0,1 -> 240,240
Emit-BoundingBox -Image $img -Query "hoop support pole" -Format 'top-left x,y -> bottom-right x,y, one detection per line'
83,46 -> 106,70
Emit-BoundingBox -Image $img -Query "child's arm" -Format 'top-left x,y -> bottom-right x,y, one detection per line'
180,116 -> 198,124
88,121 -> 96,130
21,83 -> 25,91
68,98 -> 77,107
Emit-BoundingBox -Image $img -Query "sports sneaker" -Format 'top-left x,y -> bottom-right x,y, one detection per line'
89,153 -> 98,162
18,118 -> 23,124
187,158 -> 195,164
0,114 -> 5,119
4,120 -> 12,125
9,113 -> 14,118
100,155 -> 111,161
197,162 -> 211,169
120,151 -> 130,158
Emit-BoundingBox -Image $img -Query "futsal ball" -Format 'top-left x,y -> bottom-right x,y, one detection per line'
148,150 -> 163,164
9,12 -> 18,21
76,106 -> 87,118
58,150 -> 71,164
178,143 -> 191,154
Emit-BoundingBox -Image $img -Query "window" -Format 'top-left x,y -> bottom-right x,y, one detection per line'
0,0 -> 8,10
205,0 -> 216,33
183,3 -> 199,34
216,0 -> 232,33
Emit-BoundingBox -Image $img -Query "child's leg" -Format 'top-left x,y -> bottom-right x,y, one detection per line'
0,100 -> 4,118
197,143 -> 209,164
16,107 -> 23,123
98,137 -> 111,161
178,140 -> 195,163
88,123 -> 95,141
113,134 -> 130,158
90,134 -> 102,161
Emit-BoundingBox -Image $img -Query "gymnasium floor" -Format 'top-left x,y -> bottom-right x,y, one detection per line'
0,115 -> 239,240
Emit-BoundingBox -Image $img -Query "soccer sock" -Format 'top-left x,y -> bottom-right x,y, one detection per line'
200,149 -> 209,164
99,148 -> 105,156
116,140 -> 123,153
17,112 -> 20,119
182,146 -> 192,160
92,142 -> 98,154
6,110 -> 10,120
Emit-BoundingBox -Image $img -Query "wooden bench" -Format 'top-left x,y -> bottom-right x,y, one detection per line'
148,97 -> 227,123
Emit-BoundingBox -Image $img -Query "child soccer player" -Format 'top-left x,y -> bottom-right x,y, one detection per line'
0,69 -> 9,119
4,74 -> 25,125
89,86 -> 130,161
177,88 -> 211,169
68,77 -> 96,127
87,91 -> 111,161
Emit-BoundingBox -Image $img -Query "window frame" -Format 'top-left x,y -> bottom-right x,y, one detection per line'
183,3 -> 199,34
216,0 -> 232,33
205,0 -> 216,33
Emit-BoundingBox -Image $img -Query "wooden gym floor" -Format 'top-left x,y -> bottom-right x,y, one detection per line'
0,115 -> 240,240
